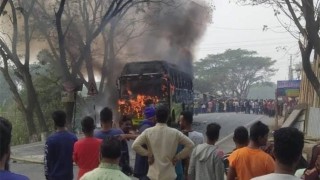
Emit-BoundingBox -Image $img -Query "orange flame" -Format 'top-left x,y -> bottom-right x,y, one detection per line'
118,95 -> 159,118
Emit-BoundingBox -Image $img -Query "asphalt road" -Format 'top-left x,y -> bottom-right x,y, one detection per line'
9,112 -> 268,180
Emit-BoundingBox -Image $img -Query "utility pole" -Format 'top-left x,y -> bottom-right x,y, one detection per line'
288,55 -> 293,80
275,90 -> 279,130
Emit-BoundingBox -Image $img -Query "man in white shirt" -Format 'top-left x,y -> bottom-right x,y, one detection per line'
252,127 -> 304,180
132,106 -> 194,180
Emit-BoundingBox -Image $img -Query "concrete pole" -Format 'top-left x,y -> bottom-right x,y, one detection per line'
275,90 -> 279,129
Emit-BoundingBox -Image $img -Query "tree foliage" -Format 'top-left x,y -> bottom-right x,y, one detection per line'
194,49 -> 276,98
32,50 -> 64,131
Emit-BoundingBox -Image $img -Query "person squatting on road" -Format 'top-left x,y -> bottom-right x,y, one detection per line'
44,110 -> 78,180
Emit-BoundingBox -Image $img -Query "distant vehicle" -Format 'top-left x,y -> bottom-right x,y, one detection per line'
117,60 -> 193,126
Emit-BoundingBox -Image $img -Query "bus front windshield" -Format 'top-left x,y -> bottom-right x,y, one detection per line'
120,76 -> 168,99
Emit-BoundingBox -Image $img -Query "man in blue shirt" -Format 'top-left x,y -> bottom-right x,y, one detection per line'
94,107 -> 124,139
44,110 -> 77,180
0,117 -> 29,180
94,107 -> 129,173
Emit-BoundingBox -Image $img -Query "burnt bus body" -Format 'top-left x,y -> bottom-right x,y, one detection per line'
117,60 -> 193,126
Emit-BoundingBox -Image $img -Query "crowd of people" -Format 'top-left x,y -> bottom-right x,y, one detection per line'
195,97 -> 300,119
195,99 -> 285,117
0,105 -> 319,180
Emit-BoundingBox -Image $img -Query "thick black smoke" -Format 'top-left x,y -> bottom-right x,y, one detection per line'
126,0 -> 212,75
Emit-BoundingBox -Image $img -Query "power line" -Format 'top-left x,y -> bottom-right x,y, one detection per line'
199,41 -> 296,49
209,25 -> 283,31
198,41 -> 297,50
199,37 -> 295,45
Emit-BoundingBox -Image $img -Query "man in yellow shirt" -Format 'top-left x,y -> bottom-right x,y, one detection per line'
132,106 -> 194,180
227,121 -> 275,180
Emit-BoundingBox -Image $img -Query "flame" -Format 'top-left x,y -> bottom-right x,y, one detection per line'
170,84 -> 175,94
161,74 -> 172,96
161,84 -> 167,95
118,95 -> 159,118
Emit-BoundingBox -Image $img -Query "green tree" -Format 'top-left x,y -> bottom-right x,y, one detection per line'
0,73 -> 12,107
194,49 -> 276,99
31,50 -> 64,131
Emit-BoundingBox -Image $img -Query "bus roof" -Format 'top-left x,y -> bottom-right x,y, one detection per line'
121,60 -> 192,81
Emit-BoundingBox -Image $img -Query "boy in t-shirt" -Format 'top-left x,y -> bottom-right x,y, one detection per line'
73,116 -> 102,179
94,107 -> 140,175
45,111 -> 78,180
227,121 -> 275,180
223,126 -> 249,175
188,123 -> 224,180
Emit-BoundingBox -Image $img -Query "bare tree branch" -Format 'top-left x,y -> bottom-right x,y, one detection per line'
284,0 -> 306,36
299,39 -> 320,97
63,18 -> 73,37
302,0 -> 320,56
0,48 -> 26,114
274,14 -> 300,39
23,0 -> 36,67
8,0 -> 18,55
55,0 -> 71,80
0,0 -> 8,15
291,0 -> 302,10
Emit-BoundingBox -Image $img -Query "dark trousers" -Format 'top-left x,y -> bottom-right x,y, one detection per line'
134,174 -> 150,180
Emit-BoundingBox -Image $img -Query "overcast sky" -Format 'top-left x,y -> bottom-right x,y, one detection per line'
195,0 -> 301,83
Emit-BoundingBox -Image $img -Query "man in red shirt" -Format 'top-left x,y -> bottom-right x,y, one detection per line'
73,116 -> 102,179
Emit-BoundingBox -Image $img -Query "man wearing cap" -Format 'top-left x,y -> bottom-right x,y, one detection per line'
139,107 -> 156,132
133,106 -> 156,180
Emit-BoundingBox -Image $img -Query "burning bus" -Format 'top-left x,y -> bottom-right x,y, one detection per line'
117,60 -> 193,126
